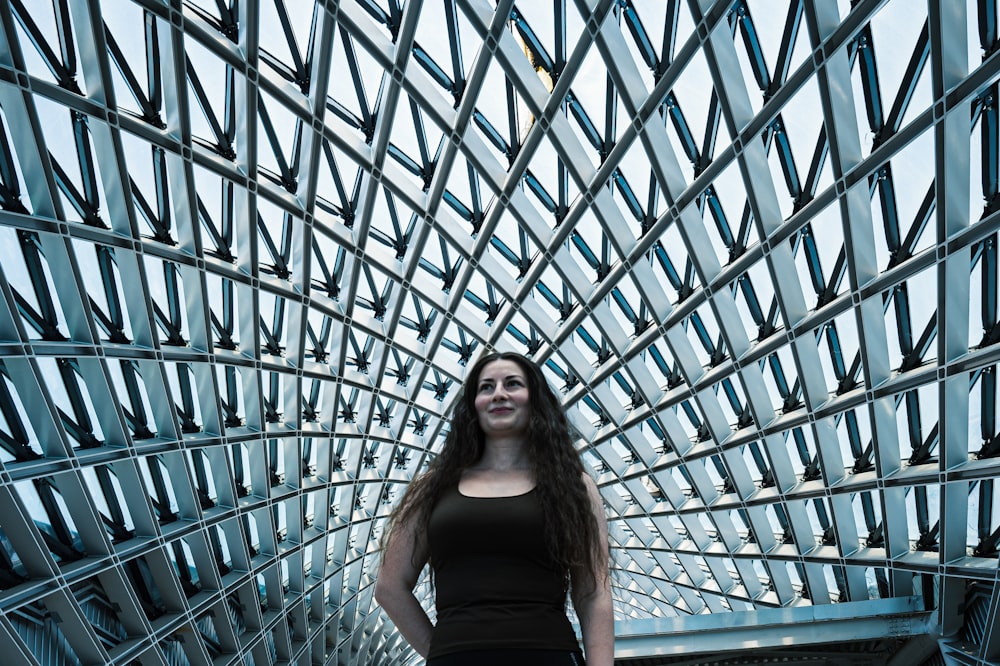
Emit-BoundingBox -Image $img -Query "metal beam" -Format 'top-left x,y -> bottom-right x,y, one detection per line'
613,597 -> 934,660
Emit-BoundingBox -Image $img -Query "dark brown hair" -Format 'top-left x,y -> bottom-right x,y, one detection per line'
382,351 -> 605,592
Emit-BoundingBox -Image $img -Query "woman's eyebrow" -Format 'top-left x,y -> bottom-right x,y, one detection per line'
478,374 -> 523,385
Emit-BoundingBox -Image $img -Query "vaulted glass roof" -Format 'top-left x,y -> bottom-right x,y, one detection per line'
0,1 -> 999,665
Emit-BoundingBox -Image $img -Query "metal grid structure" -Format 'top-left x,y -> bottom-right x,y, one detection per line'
0,0 -> 998,664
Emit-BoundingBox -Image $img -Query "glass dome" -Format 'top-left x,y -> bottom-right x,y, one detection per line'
0,1 -> 998,664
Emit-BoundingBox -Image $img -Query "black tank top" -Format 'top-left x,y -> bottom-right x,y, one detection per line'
426,485 -> 580,658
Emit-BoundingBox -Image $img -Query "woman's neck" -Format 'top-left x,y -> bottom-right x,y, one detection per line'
476,438 -> 530,471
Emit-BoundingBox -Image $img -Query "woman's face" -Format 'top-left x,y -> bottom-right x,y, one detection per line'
473,359 -> 532,440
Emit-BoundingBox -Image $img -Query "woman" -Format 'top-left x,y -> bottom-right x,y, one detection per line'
374,351 -> 614,665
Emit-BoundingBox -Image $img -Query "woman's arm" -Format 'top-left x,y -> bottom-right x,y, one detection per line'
373,514 -> 433,657
571,474 -> 615,666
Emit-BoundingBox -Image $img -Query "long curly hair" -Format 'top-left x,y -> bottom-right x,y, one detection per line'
382,351 -> 605,593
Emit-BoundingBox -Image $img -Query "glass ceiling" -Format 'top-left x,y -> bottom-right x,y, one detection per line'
0,0 -> 998,664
